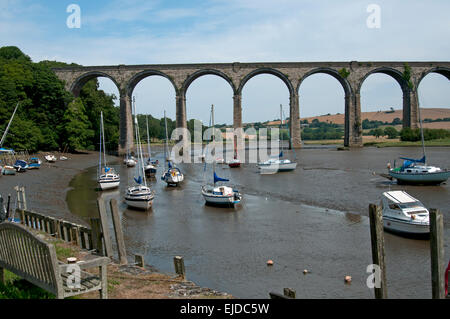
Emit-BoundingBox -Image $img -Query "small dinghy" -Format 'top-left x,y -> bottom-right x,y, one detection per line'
13,159 -> 28,172
28,157 -> 41,169
2,165 -> 15,175
381,191 -> 430,236
45,154 -> 57,163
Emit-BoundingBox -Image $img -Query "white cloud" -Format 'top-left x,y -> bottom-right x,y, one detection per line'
0,0 -> 448,122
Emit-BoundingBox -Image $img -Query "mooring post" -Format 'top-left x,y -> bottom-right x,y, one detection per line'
369,204 -> 387,299
110,199 -> 127,265
97,198 -> 113,258
6,194 -> 11,220
135,254 -> 145,267
283,288 -> 296,298
174,256 -> 186,280
21,186 -> 27,211
429,208 -> 445,299
90,217 -> 103,255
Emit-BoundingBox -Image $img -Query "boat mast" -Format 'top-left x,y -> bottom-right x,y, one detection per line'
133,97 -> 147,187
146,115 -> 151,160
211,104 -> 216,186
280,104 -> 283,153
0,102 -> 20,148
416,87 -> 426,164
101,111 -> 107,169
164,110 -> 169,168
98,111 -> 103,177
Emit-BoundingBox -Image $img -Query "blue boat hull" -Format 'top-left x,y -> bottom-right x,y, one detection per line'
389,170 -> 450,185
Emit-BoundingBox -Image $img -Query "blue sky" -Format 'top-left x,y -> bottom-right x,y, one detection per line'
1,0 -> 449,124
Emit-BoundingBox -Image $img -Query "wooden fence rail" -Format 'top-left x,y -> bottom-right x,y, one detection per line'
16,208 -> 93,251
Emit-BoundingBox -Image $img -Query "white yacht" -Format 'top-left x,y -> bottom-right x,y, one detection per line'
97,111 -> 120,191
201,105 -> 242,207
381,191 -> 430,235
125,97 -> 154,210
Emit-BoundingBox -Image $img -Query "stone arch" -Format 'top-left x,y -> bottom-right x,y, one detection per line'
182,69 -> 236,95
416,66 -> 450,87
127,69 -> 178,97
357,67 -> 409,94
237,68 -> 294,96
70,71 -> 120,97
297,67 -> 353,96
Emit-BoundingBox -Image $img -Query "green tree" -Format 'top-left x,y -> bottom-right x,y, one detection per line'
58,98 -> 94,151
384,126 -> 398,139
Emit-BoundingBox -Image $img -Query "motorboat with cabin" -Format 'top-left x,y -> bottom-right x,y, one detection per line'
381,190 -> 430,235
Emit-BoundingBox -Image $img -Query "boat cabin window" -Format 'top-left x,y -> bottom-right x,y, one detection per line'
388,204 -> 401,210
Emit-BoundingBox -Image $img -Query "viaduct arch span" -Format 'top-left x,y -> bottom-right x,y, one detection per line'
52,61 -> 450,155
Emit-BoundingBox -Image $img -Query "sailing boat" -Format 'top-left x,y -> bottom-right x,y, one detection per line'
388,90 -> 450,185
0,101 -> 19,155
228,134 -> 241,168
201,105 -> 242,206
144,115 -> 157,178
161,111 -> 184,186
97,111 -> 120,191
125,97 -> 154,210
258,105 -> 297,174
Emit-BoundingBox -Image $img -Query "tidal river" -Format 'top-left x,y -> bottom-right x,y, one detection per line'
67,146 -> 449,298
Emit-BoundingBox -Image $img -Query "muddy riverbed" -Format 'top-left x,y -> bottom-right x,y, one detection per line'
64,146 -> 449,299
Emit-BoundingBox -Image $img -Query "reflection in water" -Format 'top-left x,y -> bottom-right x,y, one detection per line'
66,146 -> 450,298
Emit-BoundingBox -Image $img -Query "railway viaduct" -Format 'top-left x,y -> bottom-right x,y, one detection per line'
53,61 -> 450,155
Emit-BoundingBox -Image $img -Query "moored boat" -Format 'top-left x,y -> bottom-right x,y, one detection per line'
388,156 -> 450,185
125,97 -> 154,210
144,115 -> 157,178
381,191 -> 430,235
13,159 -> 28,172
258,105 -> 297,174
2,165 -> 15,175
388,89 -> 449,185
28,157 -> 41,169
161,111 -> 184,186
45,154 -> 57,163
97,111 -> 120,191
202,105 -> 242,207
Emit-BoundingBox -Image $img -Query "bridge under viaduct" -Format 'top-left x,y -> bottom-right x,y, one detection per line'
52,61 -> 450,155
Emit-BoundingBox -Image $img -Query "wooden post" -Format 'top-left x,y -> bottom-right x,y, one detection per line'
135,254 -> 145,267
429,208 -> 445,299
283,288 -> 296,298
6,195 -> 11,220
110,199 -> 127,265
174,256 -> 186,280
21,187 -> 27,211
368,204 -> 387,299
97,198 -> 113,258
90,218 -> 103,255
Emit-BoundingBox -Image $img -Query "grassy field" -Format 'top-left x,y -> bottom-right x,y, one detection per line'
364,138 -> 450,148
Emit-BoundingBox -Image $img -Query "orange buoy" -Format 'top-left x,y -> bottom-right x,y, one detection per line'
267,260 -> 274,266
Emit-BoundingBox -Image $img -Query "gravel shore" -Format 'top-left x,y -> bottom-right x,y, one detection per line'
0,152 -> 102,226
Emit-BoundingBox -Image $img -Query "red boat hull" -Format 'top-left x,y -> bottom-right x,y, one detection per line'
228,162 -> 241,168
